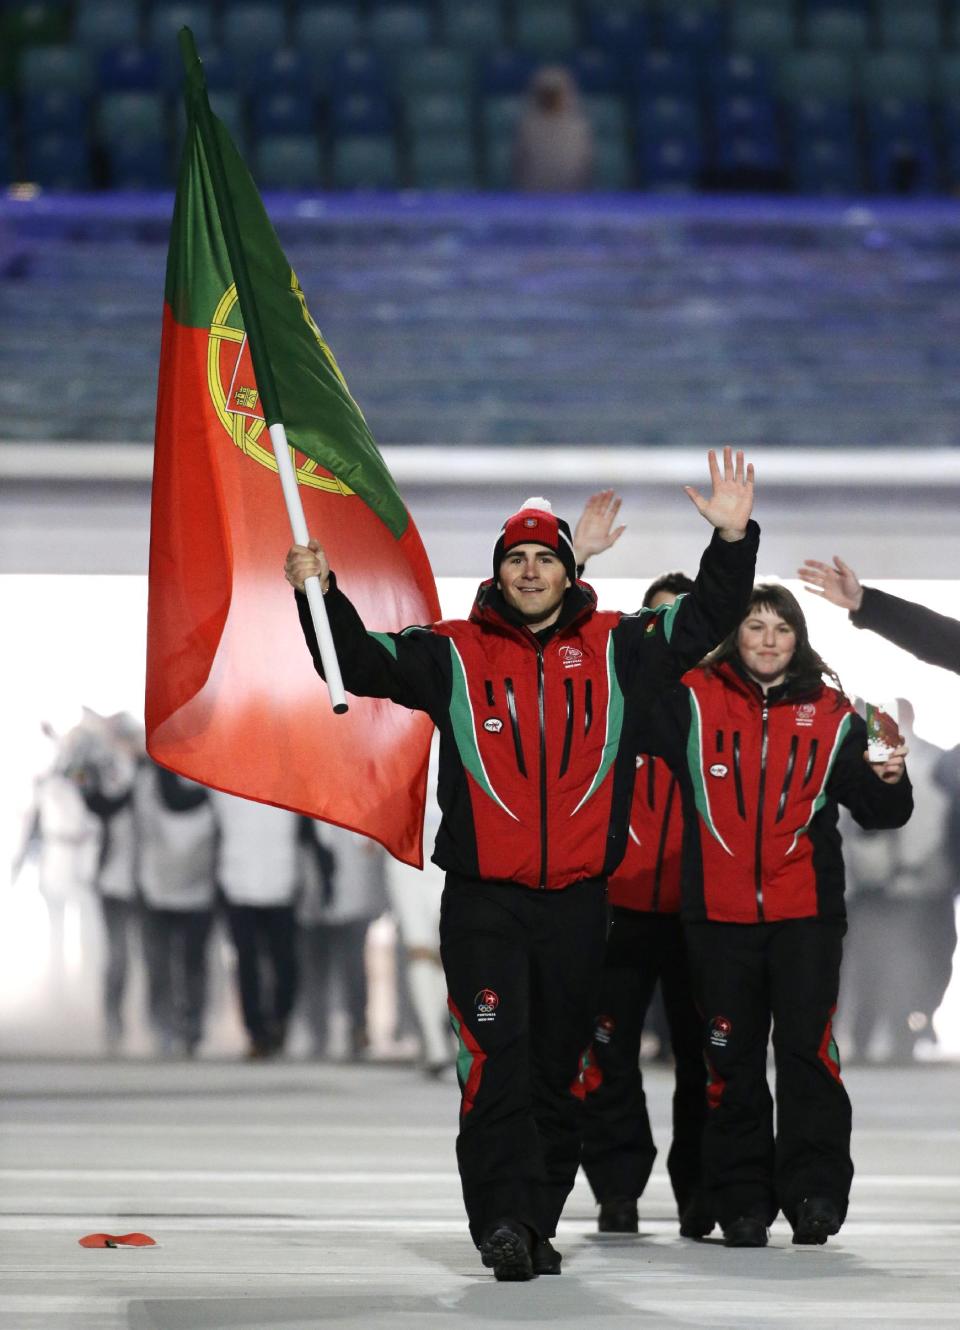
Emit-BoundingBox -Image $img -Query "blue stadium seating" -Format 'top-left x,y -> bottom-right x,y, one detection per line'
514,3 -> 579,59
793,134 -> 860,195
255,132 -> 322,189
24,127 -> 92,189
99,45 -> 162,92
409,130 -> 478,189
404,90 -> 470,135
331,132 -> 398,188
480,49 -> 537,96
440,1 -> 504,52
569,48 -> 623,96
629,50 -> 699,99
251,89 -> 317,138
396,47 -> 473,97
330,90 -> 395,136
74,1 -> 139,53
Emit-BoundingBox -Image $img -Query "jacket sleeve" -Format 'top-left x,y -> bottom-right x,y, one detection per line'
295,575 -> 447,716
618,520 -> 760,689
826,712 -> 913,831
851,587 -> 960,676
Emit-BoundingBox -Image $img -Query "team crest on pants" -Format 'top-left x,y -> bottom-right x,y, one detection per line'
475,989 -> 499,1023
594,1015 -> 615,1045
709,1016 -> 732,1048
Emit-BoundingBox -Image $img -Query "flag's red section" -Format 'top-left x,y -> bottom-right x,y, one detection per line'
147,307 -> 438,866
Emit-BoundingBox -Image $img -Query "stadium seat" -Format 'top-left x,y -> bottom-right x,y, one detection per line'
23,88 -> 90,134
569,48 -> 622,96
367,4 -> 434,52
793,135 -> 860,195
637,93 -> 701,139
19,44 -> 92,95
592,134 -> 633,189
629,50 -> 698,99
789,95 -> 855,142
711,131 -> 784,186
584,6 -> 650,63
440,1 -> 504,51
251,89 -> 317,138
638,133 -> 703,191
396,47 -> 473,97
712,92 -> 779,143
661,3 -> 726,55
331,133 -> 398,188
24,127 -> 92,189
730,6 -> 795,55
4,0 -> 70,51
293,5 -> 361,60
404,90 -> 471,135
480,94 -> 523,143
706,51 -> 771,98
262,46 -> 313,102
878,8 -> 941,54
255,132 -> 322,188
582,94 -> 626,140
99,45 -> 162,92
328,46 -> 392,98
408,130 -> 478,189
779,52 -> 855,103
0,120 -> 12,183
107,137 -> 172,188
482,134 -> 512,188
97,91 -> 166,146
330,90 -> 395,136
222,4 -> 287,81
74,1 -> 138,53
147,3 -> 214,54
805,9 -> 869,54
514,3 -> 579,59
480,49 -> 538,96
859,54 -> 932,105
937,55 -> 960,102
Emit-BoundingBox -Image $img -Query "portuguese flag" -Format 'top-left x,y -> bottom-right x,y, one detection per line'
145,30 -> 440,866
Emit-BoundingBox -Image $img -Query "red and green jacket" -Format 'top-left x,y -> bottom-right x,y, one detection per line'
607,753 -> 684,913
648,662 -> 913,923
297,524 -> 759,890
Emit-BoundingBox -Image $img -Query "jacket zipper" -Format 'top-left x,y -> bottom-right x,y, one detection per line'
802,738 -> 819,786
732,731 -> 746,818
776,736 -> 798,822
538,650 -> 547,888
652,775 -> 677,912
559,678 -> 574,778
755,702 -> 768,921
504,678 -> 527,777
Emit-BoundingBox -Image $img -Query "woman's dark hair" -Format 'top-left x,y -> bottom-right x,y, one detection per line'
642,571 -> 696,608
706,583 -> 845,696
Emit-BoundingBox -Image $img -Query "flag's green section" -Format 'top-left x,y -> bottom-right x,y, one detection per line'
165,39 -> 408,540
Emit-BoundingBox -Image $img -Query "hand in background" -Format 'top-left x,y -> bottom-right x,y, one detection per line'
797,556 -> 864,612
572,489 -> 625,567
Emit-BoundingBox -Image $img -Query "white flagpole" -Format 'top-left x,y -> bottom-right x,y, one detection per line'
269,421 -> 349,714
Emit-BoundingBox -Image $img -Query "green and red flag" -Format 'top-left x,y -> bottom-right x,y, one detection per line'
146,30 -> 440,865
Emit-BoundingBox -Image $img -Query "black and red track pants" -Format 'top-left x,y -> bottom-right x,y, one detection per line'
580,908 -> 706,1216
684,917 -> 852,1229
439,872 -> 608,1246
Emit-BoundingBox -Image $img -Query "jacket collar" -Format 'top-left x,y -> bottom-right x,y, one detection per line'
470,578 -> 597,642
712,659 -> 825,707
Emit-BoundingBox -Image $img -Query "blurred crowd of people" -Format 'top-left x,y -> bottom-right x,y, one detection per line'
14,709 -> 454,1072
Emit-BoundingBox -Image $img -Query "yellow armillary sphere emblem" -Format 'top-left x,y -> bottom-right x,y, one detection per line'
206,277 -> 354,496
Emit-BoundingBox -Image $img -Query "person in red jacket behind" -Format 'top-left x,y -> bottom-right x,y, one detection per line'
648,584 -> 912,1249
285,451 -> 758,1281
576,570 -> 713,1240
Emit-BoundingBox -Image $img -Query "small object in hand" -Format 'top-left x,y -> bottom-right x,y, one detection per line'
865,702 -> 902,763
79,1232 -> 157,1248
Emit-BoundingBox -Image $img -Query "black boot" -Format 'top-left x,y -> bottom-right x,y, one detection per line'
792,1197 -> 840,1246
722,1214 -> 769,1248
531,1237 -> 562,1275
598,1197 -> 638,1233
679,1194 -> 716,1239
480,1219 -> 535,1281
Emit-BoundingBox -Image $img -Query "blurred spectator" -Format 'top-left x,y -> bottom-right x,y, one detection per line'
513,66 -> 593,192
136,763 -> 217,1057
209,792 -> 301,1059
296,822 -> 388,1061
385,744 -> 455,1076
68,710 -> 144,1054
842,701 -> 957,1062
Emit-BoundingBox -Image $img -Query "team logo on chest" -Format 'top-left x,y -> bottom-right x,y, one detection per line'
795,703 -> 816,728
483,718 -> 503,733
709,763 -> 728,778
559,645 -> 583,669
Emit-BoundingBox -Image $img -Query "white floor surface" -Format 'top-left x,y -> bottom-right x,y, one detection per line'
1,1058 -> 958,1330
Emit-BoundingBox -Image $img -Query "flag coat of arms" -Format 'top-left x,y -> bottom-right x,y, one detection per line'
146,31 -> 440,865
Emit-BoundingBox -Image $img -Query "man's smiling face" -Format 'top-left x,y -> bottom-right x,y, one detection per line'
497,544 -> 571,630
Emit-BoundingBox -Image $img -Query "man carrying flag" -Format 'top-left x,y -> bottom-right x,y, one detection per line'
285,449 -> 759,1280
146,31 -> 438,866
